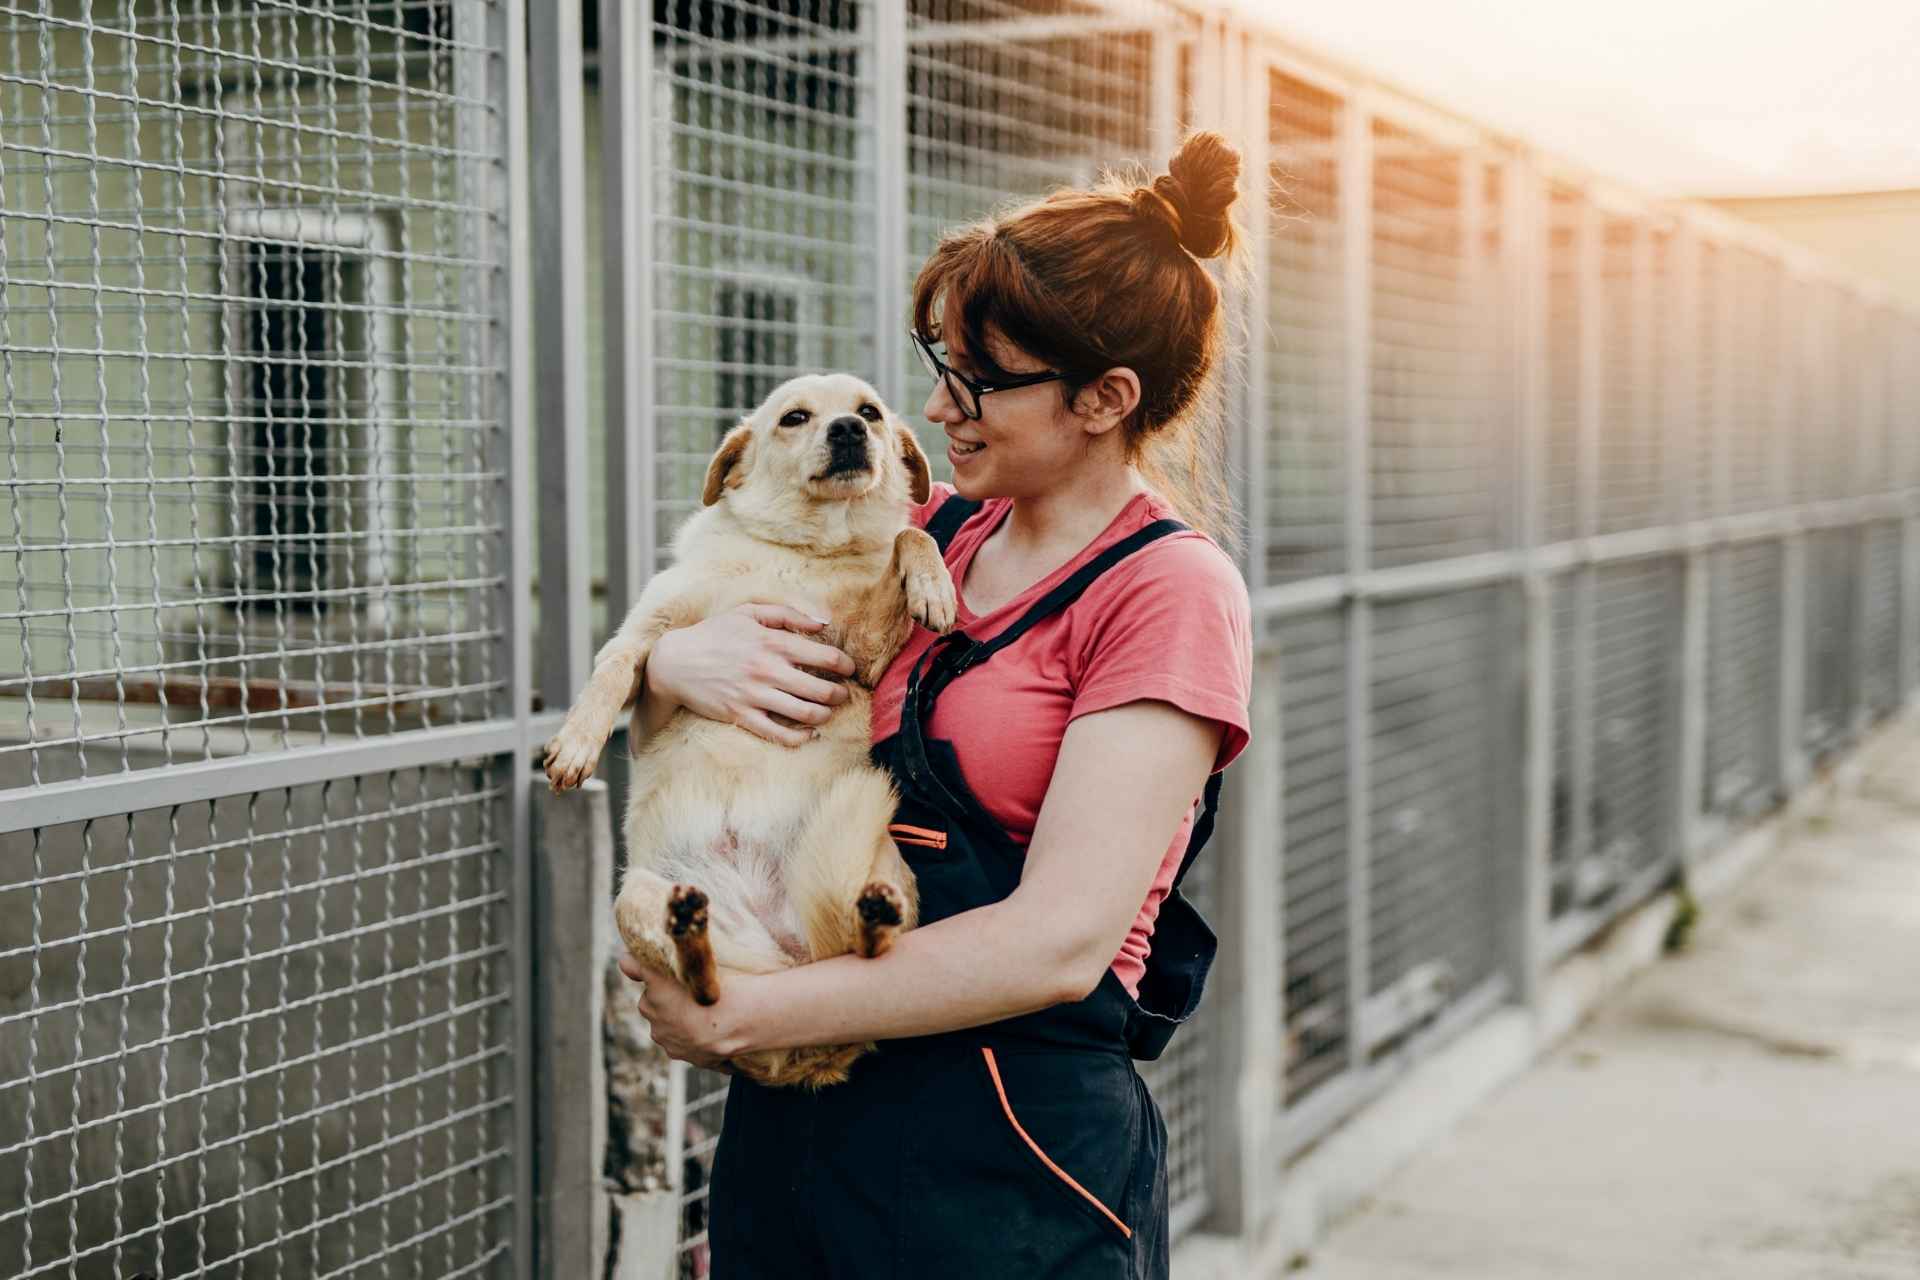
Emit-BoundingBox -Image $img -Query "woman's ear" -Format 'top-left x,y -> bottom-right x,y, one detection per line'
703,423 -> 755,506
1072,367 -> 1142,436
895,422 -> 932,504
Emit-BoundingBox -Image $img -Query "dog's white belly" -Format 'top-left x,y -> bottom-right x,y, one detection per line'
627,756 -> 826,965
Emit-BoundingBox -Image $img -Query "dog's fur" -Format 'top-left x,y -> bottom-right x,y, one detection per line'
544,374 -> 956,1088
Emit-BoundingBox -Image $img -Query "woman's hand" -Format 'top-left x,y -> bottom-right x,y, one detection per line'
645,603 -> 857,747
617,951 -> 747,1072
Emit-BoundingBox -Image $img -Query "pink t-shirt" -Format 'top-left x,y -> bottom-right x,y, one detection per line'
871,484 -> 1253,996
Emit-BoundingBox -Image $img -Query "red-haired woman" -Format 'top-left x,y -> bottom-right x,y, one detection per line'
623,133 -> 1255,1278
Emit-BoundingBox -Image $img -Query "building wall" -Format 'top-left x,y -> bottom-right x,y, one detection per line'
1709,189 -> 1920,311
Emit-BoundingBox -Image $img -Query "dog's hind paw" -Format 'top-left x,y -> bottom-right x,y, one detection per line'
855,882 -> 905,958
667,884 -> 709,938
666,885 -> 722,1006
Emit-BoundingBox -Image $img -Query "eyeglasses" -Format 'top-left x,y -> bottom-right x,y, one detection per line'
910,329 -> 1066,421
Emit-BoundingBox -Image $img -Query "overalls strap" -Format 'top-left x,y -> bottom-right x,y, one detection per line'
923,493 -> 983,551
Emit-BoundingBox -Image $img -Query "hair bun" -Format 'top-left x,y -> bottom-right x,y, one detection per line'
1154,131 -> 1242,259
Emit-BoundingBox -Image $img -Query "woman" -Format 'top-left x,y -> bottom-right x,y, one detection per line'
621,132 -> 1255,1278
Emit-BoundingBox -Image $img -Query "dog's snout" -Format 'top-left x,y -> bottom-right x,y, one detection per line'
827,416 -> 867,445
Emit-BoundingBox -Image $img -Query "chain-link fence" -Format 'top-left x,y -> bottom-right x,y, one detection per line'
9,1 -> 1920,1276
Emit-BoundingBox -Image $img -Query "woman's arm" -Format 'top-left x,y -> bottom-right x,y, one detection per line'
635,602 -> 858,746
629,699 -> 1222,1059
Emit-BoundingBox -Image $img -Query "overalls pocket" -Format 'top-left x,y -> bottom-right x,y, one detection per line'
977,1046 -> 1137,1245
897,1047 -> 1144,1278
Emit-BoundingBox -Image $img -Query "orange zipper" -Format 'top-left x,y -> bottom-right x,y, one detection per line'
887,823 -> 947,850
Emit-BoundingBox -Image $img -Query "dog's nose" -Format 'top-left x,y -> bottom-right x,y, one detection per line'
827,416 -> 867,445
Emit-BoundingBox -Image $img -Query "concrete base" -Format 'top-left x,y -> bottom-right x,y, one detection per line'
1173,711 -> 1920,1280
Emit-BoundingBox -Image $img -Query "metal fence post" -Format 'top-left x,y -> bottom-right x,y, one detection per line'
1851,306 -> 1881,733
1668,223 -> 1708,867
1242,31 -> 1272,597
529,0 -> 592,708
531,781 -> 615,1280
490,0 -> 538,1275
1569,197 -> 1600,916
1505,154 -> 1550,1009
1203,28 -> 1282,1248
1902,321 -> 1920,705
871,0 -> 908,406
1777,276 -> 1809,790
1338,89 -> 1374,1075
1208,646 -> 1285,1244
602,0 -> 658,611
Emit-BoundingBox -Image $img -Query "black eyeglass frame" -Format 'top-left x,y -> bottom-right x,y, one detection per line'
909,329 -> 1069,421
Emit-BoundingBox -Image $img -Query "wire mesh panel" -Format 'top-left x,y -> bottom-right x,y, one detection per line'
1548,569 -> 1584,919
1596,219 -> 1662,533
1803,528 -> 1858,757
1261,69 -> 1345,583
1366,589 -> 1503,1048
1704,543 -> 1782,821
1275,609 -> 1349,1102
1691,241 -> 1721,519
1543,185 -> 1582,544
1862,521 -> 1901,720
903,0 -> 1168,468
647,0 -> 876,556
1587,558 -> 1680,898
2,2 -> 507,783
1368,122 -> 1499,568
1725,250 -> 1779,514
0,766 -> 515,1279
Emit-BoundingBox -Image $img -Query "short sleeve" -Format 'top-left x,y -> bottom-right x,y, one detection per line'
909,481 -> 959,531
1068,535 -> 1254,772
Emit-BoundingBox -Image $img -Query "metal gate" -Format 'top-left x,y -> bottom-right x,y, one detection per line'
2,3 -> 535,1277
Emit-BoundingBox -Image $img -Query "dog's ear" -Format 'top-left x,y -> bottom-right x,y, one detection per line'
703,423 -> 754,506
895,423 -> 932,505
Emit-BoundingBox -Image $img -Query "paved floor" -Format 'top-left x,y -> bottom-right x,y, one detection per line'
1296,720 -> 1920,1280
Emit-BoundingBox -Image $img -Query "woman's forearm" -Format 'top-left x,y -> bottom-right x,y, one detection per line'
717,894 -> 1088,1053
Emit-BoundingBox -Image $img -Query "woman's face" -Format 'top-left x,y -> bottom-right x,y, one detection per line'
920,325 -> 1091,501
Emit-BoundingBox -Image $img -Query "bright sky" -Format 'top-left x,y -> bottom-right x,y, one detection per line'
1232,0 -> 1920,198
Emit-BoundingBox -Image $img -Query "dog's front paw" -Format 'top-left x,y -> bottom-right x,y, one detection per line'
543,720 -> 606,793
903,561 -> 957,634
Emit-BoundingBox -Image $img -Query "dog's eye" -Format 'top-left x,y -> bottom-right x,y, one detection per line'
856,404 -> 882,422
778,410 -> 810,428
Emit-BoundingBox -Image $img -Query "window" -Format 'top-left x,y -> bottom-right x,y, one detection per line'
224,208 -> 401,606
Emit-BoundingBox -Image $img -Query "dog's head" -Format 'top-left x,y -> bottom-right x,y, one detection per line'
702,373 -> 932,543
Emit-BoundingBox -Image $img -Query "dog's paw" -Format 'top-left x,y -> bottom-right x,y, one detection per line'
903,564 -> 957,634
666,884 -> 709,938
855,882 -> 905,958
543,720 -> 606,792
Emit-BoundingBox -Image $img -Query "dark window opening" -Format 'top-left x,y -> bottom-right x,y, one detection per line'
717,284 -> 800,440
241,243 -> 340,607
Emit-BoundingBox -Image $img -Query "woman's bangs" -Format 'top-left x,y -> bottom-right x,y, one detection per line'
913,233 -> 1056,383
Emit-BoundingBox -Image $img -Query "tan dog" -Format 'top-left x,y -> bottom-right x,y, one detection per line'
544,374 -> 957,1088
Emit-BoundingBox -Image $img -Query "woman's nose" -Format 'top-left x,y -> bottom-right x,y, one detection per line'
924,379 -> 958,423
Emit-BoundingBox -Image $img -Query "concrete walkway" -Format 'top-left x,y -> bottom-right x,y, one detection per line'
1296,718 -> 1920,1280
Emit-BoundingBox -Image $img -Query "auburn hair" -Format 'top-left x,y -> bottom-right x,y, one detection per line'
910,131 -> 1247,547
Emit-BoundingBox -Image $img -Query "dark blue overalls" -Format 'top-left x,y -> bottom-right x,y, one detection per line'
707,498 -> 1223,1279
